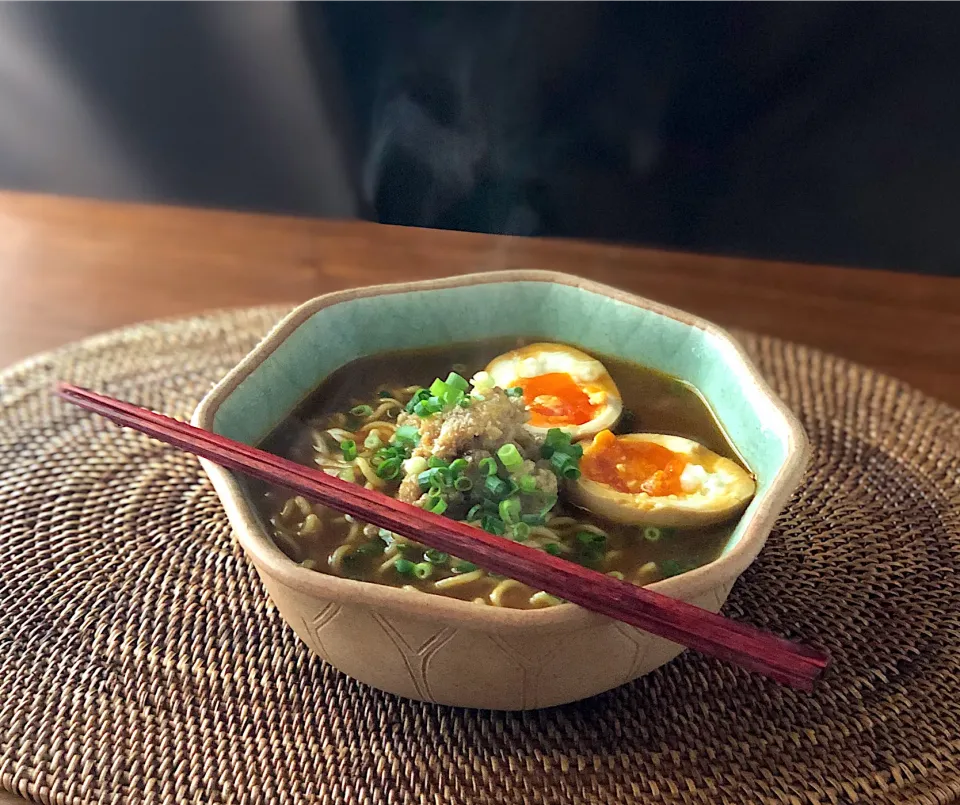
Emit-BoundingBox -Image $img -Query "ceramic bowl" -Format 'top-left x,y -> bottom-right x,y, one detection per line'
192,270 -> 808,710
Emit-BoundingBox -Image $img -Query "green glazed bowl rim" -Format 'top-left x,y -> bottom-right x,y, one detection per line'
193,270 -> 809,633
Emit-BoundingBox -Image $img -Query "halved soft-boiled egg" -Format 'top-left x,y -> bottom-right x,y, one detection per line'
569,430 -> 756,528
484,343 -> 622,439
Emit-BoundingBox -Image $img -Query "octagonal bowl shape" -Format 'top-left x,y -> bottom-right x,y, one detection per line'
192,270 -> 808,710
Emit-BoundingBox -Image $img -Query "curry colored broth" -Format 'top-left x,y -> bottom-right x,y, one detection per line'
251,338 -> 749,608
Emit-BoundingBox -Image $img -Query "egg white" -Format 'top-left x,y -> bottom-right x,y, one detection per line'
484,343 -> 622,439
569,433 -> 756,528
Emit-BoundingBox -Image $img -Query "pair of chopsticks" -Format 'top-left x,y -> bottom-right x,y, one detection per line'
56,382 -> 829,690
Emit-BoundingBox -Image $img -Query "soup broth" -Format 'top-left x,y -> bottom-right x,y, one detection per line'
252,338 -> 751,610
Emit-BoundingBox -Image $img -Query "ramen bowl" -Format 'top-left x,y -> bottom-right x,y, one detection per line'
193,271 -> 808,710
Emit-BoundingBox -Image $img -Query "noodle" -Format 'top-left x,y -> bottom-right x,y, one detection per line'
256,345 -> 738,609
434,570 -> 485,589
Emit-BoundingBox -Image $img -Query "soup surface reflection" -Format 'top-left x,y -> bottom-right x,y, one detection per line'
252,338 -> 751,610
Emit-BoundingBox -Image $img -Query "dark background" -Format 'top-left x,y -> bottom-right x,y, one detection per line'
1,2 -> 959,276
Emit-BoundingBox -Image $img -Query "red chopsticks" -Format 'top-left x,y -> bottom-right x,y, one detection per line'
56,382 -> 829,690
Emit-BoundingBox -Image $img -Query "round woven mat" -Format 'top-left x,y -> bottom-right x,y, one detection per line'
1,307 -> 959,805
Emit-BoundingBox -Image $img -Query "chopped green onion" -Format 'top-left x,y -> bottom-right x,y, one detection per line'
510,522 -> 531,541
454,476 -> 473,492
449,458 -> 469,473
414,398 -> 443,417
478,457 -> 497,476
521,513 -> 545,526
378,390 -> 392,398
643,526 -> 663,542
497,443 -> 523,470
425,496 -> 448,515
445,372 -> 469,392
550,451 -> 581,480
505,386 -> 524,398
544,543 -> 563,556
428,457 -> 448,469
364,431 -> 383,450
429,378 -> 448,398
394,558 -> 415,575
576,531 -> 606,547
481,515 -> 505,535
458,398 -> 472,408
453,561 -> 477,574
465,504 -> 483,522
484,476 -> 510,500
424,549 -> 449,565
341,440 -> 357,461
537,494 -> 559,520
499,498 -> 521,524
393,424 -> 420,446
518,474 -> 537,494
413,562 -> 433,580
376,457 -> 402,480
405,389 -> 430,413
566,442 -> 584,460
418,469 -> 438,490
350,404 -> 374,417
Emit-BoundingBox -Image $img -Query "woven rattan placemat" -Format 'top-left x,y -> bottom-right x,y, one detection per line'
1,307 -> 959,805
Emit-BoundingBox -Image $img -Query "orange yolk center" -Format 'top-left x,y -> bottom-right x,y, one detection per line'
581,430 -> 688,496
516,372 -> 599,427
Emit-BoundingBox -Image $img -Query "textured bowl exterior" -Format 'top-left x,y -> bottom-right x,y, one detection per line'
192,271 -> 808,710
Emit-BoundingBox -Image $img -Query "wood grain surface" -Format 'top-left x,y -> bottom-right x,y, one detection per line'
0,191 -> 958,804
0,192 -> 956,407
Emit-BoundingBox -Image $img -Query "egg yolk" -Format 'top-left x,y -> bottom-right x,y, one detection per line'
516,372 -> 599,426
581,430 -> 688,496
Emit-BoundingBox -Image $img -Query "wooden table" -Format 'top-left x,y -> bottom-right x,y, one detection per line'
0,191 -> 957,409
0,193 -> 958,805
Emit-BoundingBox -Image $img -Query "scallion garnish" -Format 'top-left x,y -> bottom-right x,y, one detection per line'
643,526 -> 663,542
341,439 -> 357,461
484,475 -> 510,500
425,496 -> 448,515
449,458 -> 469,473
479,457 -> 498,476
376,457 -> 402,480
496,443 -> 523,470
350,404 -> 374,417
518,474 -> 538,494
505,387 -> 524,398
481,515 -> 505,535
424,549 -> 449,565
510,522 -> 531,541
394,558 -> 415,575
550,451 -> 581,480
445,372 -> 469,392
454,476 -> 473,492
413,562 -> 433,580
452,561 -> 477,574
544,543 -> 562,556
393,424 -> 420,447
499,497 -> 521,524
